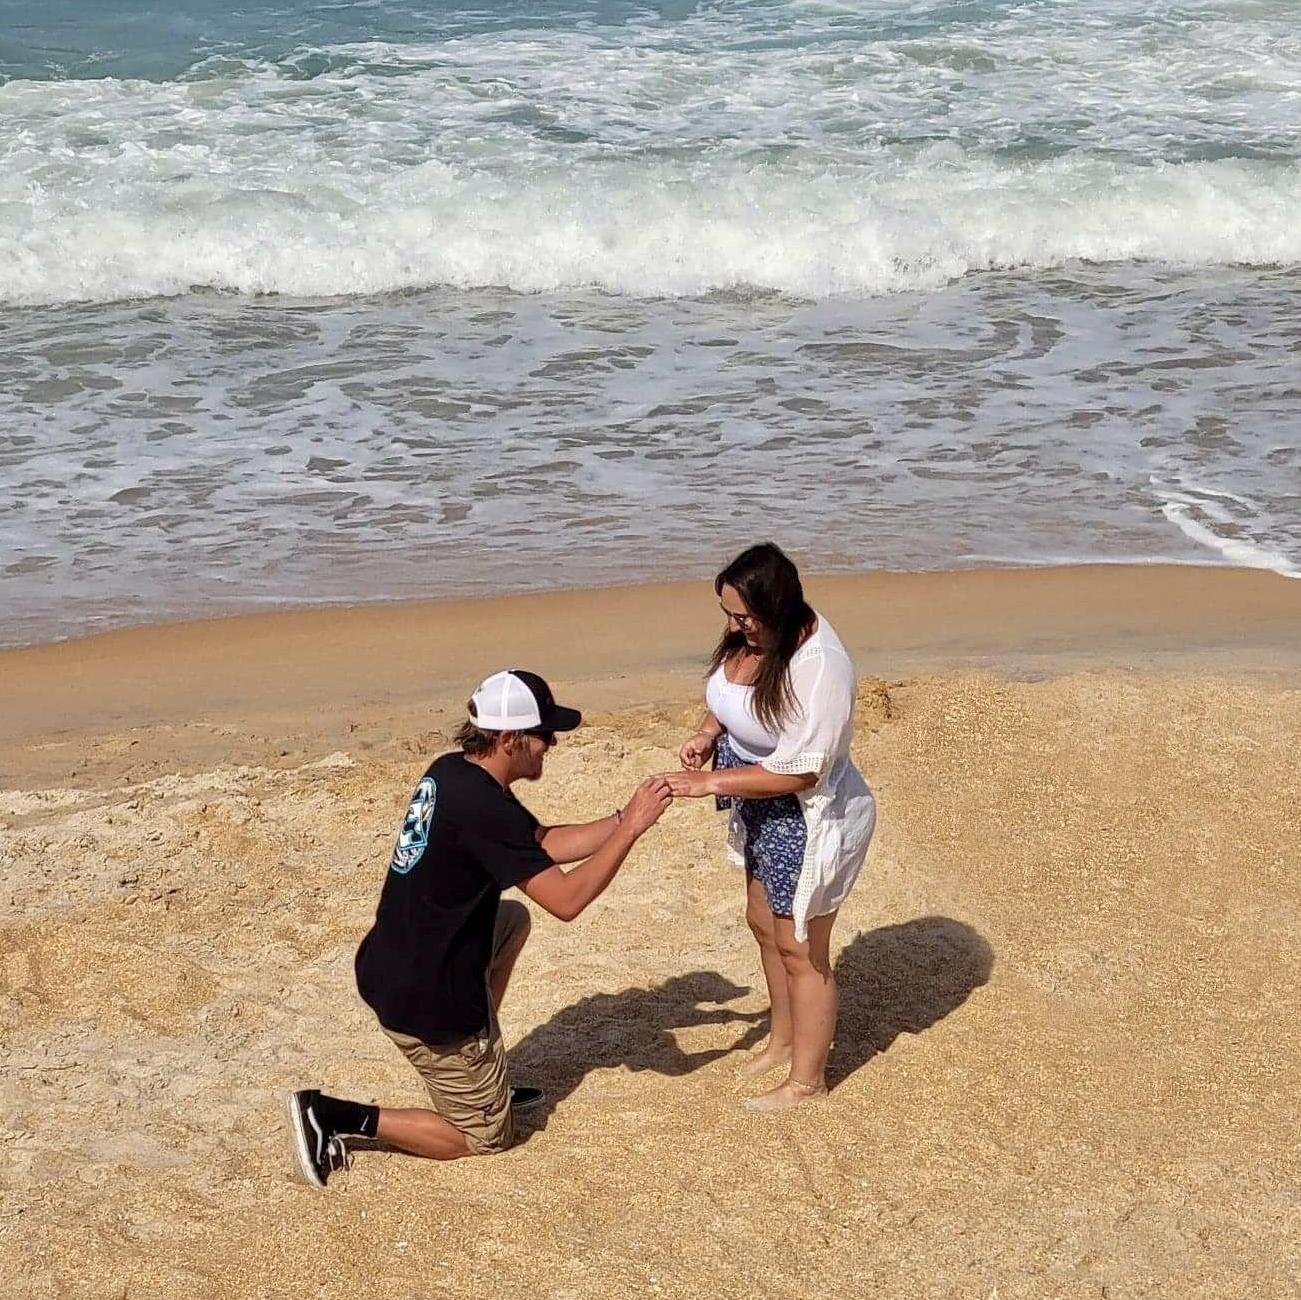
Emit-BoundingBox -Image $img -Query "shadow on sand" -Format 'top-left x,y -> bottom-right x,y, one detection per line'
508,915 -> 993,1129
507,970 -> 768,1128
827,915 -> 994,1086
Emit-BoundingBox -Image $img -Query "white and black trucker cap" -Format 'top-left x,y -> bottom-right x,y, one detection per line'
468,669 -> 582,733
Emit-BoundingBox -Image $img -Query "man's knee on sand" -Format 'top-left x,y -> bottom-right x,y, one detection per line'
384,978 -> 522,1157
432,1085 -> 514,1156
465,1113 -> 514,1157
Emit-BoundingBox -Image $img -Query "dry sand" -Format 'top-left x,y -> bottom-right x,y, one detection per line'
2,566 -> 1299,1299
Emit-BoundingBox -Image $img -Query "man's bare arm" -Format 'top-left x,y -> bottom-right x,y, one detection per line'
520,779 -> 671,921
535,812 -> 622,865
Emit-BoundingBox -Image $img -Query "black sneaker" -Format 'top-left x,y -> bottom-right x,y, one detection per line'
287,1088 -> 341,1190
510,1085 -> 545,1113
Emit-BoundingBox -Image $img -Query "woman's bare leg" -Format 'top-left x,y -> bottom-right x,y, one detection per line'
739,874 -> 795,1078
745,909 -> 838,1111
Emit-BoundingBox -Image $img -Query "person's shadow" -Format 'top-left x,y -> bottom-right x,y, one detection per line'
507,970 -> 768,1129
827,915 -> 994,1086
507,916 -> 992,1130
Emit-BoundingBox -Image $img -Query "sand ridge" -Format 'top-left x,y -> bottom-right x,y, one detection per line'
3,661 -> 1299,1299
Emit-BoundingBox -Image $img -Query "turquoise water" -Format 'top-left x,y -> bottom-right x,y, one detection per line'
1,2 -> 1298,644
1,1 -> 680,81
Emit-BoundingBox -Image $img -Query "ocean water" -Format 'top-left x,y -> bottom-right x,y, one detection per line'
1,0 -> 1298,646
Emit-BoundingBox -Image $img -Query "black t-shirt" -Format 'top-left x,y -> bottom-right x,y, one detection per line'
355,752 -> 553,1044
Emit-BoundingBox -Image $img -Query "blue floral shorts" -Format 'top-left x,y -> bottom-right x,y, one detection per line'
714,733 -> 807,918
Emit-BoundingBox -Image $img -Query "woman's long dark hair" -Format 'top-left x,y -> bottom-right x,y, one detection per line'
708,542 -> 816,731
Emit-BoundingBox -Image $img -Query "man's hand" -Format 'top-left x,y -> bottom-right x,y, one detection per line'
679,730 -> 717,771
522,776 -> 673,923
621,776 -> 673,834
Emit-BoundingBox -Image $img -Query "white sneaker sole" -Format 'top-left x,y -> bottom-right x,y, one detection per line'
285,1091 -> 326,1191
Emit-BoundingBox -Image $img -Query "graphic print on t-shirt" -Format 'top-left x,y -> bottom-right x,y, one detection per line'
390,777 -> 437,874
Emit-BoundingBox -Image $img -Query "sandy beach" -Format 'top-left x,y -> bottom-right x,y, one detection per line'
2,565 -> 1299,1299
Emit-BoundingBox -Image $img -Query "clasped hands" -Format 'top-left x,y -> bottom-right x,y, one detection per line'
647,729 -> 812,804
666,728 -> 721,797
661,727 -> 722,798
616,729 -> 719,832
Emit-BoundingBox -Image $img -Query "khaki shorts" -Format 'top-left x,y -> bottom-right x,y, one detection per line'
381,899 -> 528,1156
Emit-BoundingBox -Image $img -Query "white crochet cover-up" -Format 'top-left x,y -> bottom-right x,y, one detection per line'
724,613 -> 876,940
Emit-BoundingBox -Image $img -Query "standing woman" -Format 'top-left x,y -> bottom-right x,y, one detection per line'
664,543 -> 875,1111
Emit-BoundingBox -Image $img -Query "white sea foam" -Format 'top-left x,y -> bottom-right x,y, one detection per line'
2,150 -> 1299,307
1150,477 -> 1300,578
1,0 -> 1300,306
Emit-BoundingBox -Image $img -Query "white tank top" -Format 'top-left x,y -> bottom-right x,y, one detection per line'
705,662 -> 780,762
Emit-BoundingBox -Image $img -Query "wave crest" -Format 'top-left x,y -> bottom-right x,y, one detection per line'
3,155 -> 1298,306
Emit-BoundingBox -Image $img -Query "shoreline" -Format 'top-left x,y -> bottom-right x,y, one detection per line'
7,551 -> 1298,657
4,562 -> 1301,789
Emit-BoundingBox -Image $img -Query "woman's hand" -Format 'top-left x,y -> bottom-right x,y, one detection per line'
658,769 -> 716,799
679,730 -> 717,771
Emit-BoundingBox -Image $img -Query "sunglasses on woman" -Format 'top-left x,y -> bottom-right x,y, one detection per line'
719,603 -> 758,632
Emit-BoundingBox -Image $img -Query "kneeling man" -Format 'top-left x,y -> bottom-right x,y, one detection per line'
287,669 -> 671,1187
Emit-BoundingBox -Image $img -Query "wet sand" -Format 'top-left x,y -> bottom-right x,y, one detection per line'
2,565 -> 1299,1298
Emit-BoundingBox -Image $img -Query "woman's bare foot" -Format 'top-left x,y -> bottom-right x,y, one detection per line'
742,1078 -> 827,1112
738,1041 -> 793,1079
